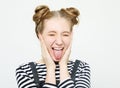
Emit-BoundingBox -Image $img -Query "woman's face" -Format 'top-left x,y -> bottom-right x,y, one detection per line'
39,17 -> 73,62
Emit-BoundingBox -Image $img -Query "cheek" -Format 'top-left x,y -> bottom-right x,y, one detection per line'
63,38 -> 72,47
43,36 -> 55,47
64,33 -> 73,45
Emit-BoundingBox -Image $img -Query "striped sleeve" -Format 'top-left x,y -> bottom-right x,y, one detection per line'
43,83 -> 57,88
15,64 -> 37,88
75,62 -> 91,88
58,78 -> 74,88
58,61 -> 90,88
15,64 -> 58,88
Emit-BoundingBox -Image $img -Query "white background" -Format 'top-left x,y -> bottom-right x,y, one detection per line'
0,0 -> 120,88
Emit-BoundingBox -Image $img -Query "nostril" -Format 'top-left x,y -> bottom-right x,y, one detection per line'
55,41 -> 63,45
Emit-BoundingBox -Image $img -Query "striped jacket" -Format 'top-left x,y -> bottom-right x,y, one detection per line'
16,60 -> 90,88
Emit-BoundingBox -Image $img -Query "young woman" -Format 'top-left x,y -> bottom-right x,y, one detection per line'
16,5 -> 90,88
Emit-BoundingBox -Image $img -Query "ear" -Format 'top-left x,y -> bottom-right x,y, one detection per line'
38,33 -> 42,40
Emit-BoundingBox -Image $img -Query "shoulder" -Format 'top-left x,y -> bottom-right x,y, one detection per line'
69,60 -> 90,67
78,60 -> 90,68
16,62 -> 30,71
70,60 -> 90,72
68,60 -> 90,72
75,60 -> 90,75
15,62 -> 31,77
77,60 -> 90,70
16,61 -> 46,73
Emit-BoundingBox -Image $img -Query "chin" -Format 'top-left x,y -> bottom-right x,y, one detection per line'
53,58 -> 61,62
53,58 -> 61,65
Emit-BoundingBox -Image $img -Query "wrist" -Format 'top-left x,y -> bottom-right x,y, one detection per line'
46,63 -> 56,70
47,68 -> 55,73
59,62 -> 68,67
45,69 -> 56,84
59,63 -> 70,82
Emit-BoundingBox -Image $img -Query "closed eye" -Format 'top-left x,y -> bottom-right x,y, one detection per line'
63,32 -> 70,36
63,34 -> 69,36
48,33 -> 55,36
48,31 -> 56,36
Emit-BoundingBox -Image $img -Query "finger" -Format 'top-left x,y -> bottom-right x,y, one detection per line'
39,34 -> 53,60
65,41 -> 72,55
39,34 -> 47,51
38,34 -> 47,56
61,44 -> 72,62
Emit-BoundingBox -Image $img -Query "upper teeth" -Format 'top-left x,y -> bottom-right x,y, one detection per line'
54,48 -> 63,50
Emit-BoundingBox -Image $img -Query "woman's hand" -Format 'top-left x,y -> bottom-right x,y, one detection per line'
39,34 -> 56,69
39,34 -> 56,84
59,43 -> 72,82
59,42 -> 72,66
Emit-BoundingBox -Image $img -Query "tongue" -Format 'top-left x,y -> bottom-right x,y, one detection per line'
53,50 -> 62,60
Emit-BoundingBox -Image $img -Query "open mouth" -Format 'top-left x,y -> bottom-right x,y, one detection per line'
52,47 -> 64,60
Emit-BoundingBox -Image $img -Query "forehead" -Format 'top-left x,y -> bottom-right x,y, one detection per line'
43,17 -> 71,32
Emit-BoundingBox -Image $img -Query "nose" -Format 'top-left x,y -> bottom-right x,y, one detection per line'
55,35 -> 63,46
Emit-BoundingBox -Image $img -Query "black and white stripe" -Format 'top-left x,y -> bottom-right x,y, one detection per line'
16,60 -> 90,88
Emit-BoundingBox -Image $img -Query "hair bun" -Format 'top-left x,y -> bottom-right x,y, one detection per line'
65,7 -> 80,18
60,7 -> 80,24
33,5 -> 50,25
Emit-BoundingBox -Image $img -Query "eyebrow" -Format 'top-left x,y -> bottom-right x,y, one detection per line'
48,31 -> 56,33
63,31 -> 71,33
48,31 -> 70,33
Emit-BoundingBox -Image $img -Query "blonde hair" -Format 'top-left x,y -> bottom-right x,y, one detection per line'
33,5 -> 80,38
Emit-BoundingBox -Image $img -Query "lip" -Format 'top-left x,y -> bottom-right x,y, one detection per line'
52,47 -> 64,50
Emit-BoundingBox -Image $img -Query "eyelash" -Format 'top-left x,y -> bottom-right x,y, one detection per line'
48,34 -> 70,37
63,34 -> 69,36
48,34 -> 55,36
